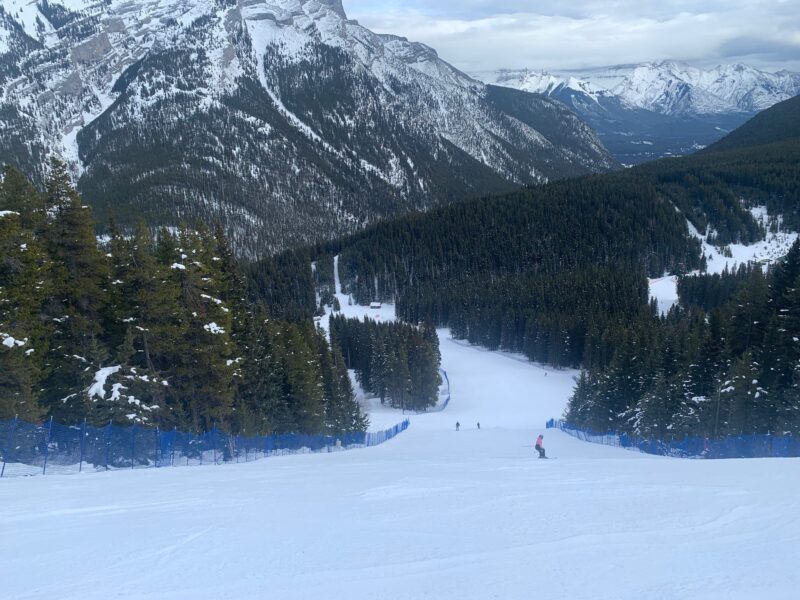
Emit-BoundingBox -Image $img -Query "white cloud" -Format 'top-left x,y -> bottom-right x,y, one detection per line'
343,1 -> 800,72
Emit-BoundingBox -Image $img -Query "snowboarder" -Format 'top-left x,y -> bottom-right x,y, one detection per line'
535,434 -> 546,458
456,421 -> 460,431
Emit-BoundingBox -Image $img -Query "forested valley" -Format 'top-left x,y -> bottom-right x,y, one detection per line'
260,101 -> 800,439
4,97 -> 799,442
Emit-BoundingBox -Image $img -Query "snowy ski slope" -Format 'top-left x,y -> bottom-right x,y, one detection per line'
3,274 -> 799,599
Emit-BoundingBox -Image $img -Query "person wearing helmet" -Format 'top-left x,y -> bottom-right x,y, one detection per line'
535,434 -> 546,458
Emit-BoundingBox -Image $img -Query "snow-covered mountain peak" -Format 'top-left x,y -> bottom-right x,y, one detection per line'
307,0 -> 346,19
477,61 -> 800,116
476,68 -> 611,103
474,60 -> 800,165
240,0 -> 470,88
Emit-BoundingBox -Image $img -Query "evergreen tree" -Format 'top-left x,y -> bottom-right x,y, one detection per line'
168,228 -> 237,431
242,318 -> 294,434
407,334 -> 441,410
44,157 -> 75,215
720,351 -> 763,435
313,328 -> 367,435
330,315 -> 441,410
41,181 -> 110,422
0,165 -> 45,231
278,323 -> 325,434
0,211 -> 50,420
95,221 -> 180,426
0,166 -> 373,435
634,371 -> 683,440
565,371 -> 597,428
329,344 -> 368,433
385,344 -> 412,411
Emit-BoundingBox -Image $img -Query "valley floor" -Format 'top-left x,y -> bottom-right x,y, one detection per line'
2,328 -> 799,599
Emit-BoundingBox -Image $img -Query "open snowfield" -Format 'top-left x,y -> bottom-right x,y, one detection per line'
3,264 -> 800,599
3,328 -> 800,599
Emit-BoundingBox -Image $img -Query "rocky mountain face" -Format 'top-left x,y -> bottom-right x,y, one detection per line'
0,0 -> 616,256
476,61 -> 800,165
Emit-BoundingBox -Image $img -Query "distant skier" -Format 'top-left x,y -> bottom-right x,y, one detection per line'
535,434 -> 546,459
456,421 -> 460,431
477,422 -> 480,430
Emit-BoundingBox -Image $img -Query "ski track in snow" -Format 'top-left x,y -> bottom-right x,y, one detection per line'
3,258 -> 800,598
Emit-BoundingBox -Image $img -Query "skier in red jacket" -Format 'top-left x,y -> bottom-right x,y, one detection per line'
535,434 -> 546,458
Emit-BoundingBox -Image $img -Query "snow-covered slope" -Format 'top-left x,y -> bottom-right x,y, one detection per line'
3,324 -> 799,599
475,61 -> 800,165
649,206 -> 799,315
0,0 -> 615,256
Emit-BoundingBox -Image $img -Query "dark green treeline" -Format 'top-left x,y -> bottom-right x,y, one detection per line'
330,315 -> 441,411
0,160 -> 366,435
323,138 -> 799,371
239,135 -> 800,436
326,174 -> 696,371
567,246 -> 800,438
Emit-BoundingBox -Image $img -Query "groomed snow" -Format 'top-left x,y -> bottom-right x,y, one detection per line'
3,281 -> 799,598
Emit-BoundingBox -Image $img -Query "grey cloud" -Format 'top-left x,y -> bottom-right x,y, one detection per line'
348,0 -> 765,20
717,37 -> 800,64
344,0 -> 800,72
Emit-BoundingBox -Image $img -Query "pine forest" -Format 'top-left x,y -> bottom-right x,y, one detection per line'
0,160 -> 368,436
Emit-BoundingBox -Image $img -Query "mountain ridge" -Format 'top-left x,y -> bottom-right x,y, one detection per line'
0,0 -> 616,256
477,61 -> 800,116
474,61 -> 800,165
702,94 -> 800,153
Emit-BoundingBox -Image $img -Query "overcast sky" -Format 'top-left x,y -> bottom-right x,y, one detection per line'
343,0 -> 800,73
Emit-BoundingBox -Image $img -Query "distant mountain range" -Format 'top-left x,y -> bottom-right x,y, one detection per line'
475,61 -> 800,165
0,0 -> 615,256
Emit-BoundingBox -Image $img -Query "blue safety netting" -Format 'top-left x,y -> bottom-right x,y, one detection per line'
545,419 -> 800,459
0,418 -> 410,478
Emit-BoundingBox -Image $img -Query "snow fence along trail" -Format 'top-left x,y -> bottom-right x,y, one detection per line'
0,418 -> 410,478
3,312 -> 800,598
547,419 -> 800,459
